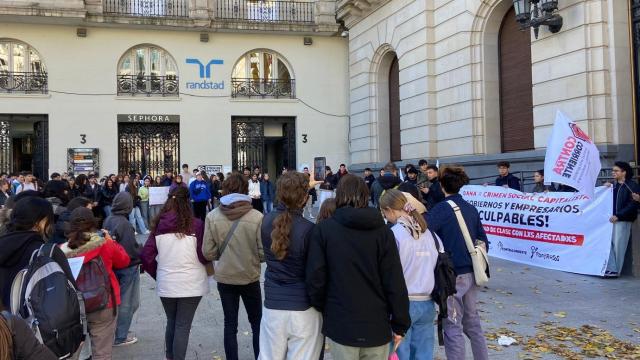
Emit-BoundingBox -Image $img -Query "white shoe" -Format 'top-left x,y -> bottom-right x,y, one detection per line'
143,230 -> 150,235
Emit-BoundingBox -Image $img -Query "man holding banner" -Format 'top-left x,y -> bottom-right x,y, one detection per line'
605,161 -> 639,277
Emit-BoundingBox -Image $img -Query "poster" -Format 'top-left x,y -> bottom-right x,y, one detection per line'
197,165 -> 223,176
544,111 -> 601,198
149,186 -> 170,206
461,185 -> 613,276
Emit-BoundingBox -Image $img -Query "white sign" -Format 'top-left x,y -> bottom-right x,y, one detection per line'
149,186 -> 170,206
461,185 -> 613,276
544,111 -> 601,198
197,165 -> 223,176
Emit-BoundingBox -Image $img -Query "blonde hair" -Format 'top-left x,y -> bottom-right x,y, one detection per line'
379,189 -> 427,234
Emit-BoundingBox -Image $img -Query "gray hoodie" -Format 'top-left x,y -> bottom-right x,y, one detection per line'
103,192 -> 140,266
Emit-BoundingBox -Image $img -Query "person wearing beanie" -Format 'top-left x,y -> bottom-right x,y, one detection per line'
103,192 -> 141,347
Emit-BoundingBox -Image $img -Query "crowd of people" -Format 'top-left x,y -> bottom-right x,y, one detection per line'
0,159 -> 493,360
0,153 -> 636,360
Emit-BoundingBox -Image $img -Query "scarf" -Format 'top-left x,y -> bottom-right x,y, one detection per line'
397,215 -> 422,240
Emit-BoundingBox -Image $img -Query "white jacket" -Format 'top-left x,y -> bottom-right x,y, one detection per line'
248,180 -> 261,199
155,232 -> 209,298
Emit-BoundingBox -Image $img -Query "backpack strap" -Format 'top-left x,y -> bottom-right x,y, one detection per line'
217,220 -> 240,261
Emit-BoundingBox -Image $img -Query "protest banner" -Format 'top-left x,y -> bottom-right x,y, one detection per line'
197,165 -> 223,175
461,185 -> 612,276
544,111 -> 601,198
149,186 -> 170,206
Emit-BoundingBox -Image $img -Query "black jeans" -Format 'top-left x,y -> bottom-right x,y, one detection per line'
217,281 -> 262,360
160,296 -> 202,360
193,201 -> 207,221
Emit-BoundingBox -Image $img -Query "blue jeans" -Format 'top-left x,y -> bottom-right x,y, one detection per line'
103,205 -> 112,218
115,265 -> 140,343
139,201 -> 149,228
262,201 -> 273,214
129,207 -> 148,233
396,300 -> 435,360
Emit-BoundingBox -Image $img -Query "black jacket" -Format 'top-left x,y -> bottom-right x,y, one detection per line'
0,231 -> 76,308
1,311 -> 58,360
103,192 -> 140,267
306,206 -> 410,347
262,206 -> 315,311
83,183 -> 100,202
424,179 -> 445,210
495,173 -> 521,191
99,186 -> 117,207
371,174 -> 402,207
614,180 -> 640,222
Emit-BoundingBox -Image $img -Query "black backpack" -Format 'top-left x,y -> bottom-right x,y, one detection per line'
10,243 -> 86,359
429,230 -> 457,346
77,256 -> 115,314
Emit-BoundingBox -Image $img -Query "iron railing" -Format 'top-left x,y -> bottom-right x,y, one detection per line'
231,78 -> 295,98
117,74 -> 179,97
216,0 -> 314,24
103,0 -> 189,18
0,71 -> 47,94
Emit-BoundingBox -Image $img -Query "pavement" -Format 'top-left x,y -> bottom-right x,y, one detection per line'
113,227 -> 640,359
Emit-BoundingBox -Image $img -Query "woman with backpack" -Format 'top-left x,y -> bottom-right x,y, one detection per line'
140,186 -> 210,360
60,207 -> 130,360
380,189 -> 440,360
0,306 -> 58,360
425,166 -> 489,360
0,197 -> 83,358
258,171 -> 323,360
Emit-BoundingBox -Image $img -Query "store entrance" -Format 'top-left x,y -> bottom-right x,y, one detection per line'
0,114 -> 49,180
231,117 -> 295,175
118,122 -> 180,178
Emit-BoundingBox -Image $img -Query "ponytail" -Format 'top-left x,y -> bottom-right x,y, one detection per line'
0,314 -> 12,360
271,210 -> 293,260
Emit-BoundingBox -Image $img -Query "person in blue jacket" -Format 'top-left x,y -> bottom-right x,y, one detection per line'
425,165 -> 489,360
189,172 -> 211,221
260,173 -> 276,214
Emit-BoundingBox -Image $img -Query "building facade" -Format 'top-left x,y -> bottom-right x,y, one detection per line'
0,0 -> 349,178
339,0 -> 636,181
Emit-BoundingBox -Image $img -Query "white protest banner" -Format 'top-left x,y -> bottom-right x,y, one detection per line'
544,111 -> 601,198
461,185 -> 612,276
149,186 -> 170,206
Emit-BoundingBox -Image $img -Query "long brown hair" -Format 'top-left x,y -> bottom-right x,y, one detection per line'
334,174 -> 369,208
271,172 -> 309,260
316,198 -> 336,223
0,311 -> 12,360
151,186 -> 193,238
379,189 -> 427,234
67,208 -> 98,249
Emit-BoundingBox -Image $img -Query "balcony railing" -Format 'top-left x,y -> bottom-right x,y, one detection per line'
104,0 -> 189,18
0,71 -> 48,94
117,74 -> 179,97
216,0 -> 314,24
231,78 -> 296,98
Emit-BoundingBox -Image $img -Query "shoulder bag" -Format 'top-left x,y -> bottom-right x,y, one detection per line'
446,200 -> 490,286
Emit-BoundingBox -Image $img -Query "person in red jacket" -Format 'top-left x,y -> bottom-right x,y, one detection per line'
61,207 -> 130,360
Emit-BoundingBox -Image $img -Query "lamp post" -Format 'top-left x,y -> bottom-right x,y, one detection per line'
513,0 -> 563,39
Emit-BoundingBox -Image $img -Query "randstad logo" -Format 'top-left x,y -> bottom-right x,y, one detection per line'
185,58 -> 225,90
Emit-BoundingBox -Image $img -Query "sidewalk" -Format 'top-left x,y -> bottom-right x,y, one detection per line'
114,237 -> 640,359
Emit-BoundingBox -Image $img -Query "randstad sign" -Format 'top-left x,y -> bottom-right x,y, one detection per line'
185,58 -> 225,90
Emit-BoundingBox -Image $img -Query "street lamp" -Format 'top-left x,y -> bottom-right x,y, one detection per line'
512,0 -> 563,39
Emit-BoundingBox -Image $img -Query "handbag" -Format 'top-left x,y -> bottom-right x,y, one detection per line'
446,200 -> 490,286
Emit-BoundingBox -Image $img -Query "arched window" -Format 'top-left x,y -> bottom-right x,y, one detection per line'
117,45 -> 178,97
0,39 -> 47,94
231,50 -> 295,98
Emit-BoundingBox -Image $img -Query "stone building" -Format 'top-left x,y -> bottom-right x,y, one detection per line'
0,0 -> 348,178
339,0 -> 636,182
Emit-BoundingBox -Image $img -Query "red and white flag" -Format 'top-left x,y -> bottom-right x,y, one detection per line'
544,111 -> 601,198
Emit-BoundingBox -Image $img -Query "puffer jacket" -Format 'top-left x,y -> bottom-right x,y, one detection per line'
202,193 -> 264,285
60,232 -> 130,308
261,206 -> 314,311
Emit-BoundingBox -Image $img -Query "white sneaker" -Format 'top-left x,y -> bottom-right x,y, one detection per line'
143,230 -> 150,235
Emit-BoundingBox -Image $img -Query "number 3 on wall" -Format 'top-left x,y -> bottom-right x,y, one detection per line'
80,134 -> 87,144
302,134 -> 308,143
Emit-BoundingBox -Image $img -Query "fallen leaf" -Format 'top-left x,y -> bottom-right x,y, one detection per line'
553,312 -> 567,318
